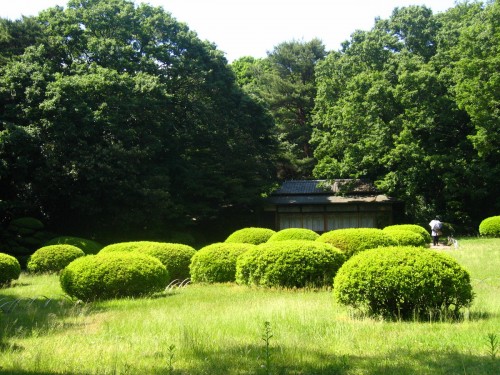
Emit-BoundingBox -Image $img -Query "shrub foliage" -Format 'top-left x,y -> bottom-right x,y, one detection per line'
60,252 -> 169,300
190,243 -> 255,283
383,229 -> 428,247
333,246 -> 474,319
100,241 -> 196,280
317,228 -> 396,259
267,228 -> 319,242
479,216 -> 500,237
236,240 -> 345,288
27,245 -> 85,273
225,227 -> 276,245
383,224 -> 432,243
0,253 -> 21,286
45,236 -> 103,254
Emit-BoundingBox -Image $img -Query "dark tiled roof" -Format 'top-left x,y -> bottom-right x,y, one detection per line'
272,179 -> 379,196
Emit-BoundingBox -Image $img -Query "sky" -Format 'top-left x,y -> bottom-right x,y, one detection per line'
1,0 -> 458,62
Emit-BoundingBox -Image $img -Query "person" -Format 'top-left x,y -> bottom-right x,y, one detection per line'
429,216 -> 442,246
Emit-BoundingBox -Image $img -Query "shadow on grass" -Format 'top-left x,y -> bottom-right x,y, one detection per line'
0,371 -> 80,375
176,344 -> 499,375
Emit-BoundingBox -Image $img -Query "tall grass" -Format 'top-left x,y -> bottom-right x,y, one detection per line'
0,239 -> 499,374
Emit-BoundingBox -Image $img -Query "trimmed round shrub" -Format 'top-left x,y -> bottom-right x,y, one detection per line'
100,241 -> 196,280
267,228 -> 319,242
333,246 -> 474,320
225,227 -> 276,245
190,243 -> 255,283
236,240 -> 345,288
45,236 -> 103,254
317,228 -> 396,259
8,217 -> 44,231
479,216 -> 500,237
27,245 -> 85,273
60,252 -> 169,300
99,241 -> 154,253
383,224 -> 432,244
0,253 -> 21,286
383,229 -> 428,247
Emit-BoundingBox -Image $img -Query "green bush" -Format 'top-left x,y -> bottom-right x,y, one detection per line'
100,241 -> 196,280
0,253 -> 21,286
317,228 -> 396,259
383,229 -> 428,247
8,217 -> 44,231
236,240 -> 345,288
383,224 -> 432,243
99,241 -> 153,253
267,228 -> 319,242
45,236 -> 103,254
479,216 -> 500,237
333,246 -> 474,320
60,252 -> 169,300
27,245 -> 85,273
225,227 -> 276,245
190,243 -> 255,283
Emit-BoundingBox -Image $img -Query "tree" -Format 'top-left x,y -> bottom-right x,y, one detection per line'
233,39 -> 326,179
0,0 -> 275,239
312,3 -> 495,229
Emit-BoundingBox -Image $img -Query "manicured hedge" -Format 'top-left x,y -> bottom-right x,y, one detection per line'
317,228 -> 396,259
100,241 -> 196,280
225,227 -> 276,245
45,236 -> 103,254
236,240 -> 345,288
383,224 -> 432,244
27,245 -> 85,273
383,229 -> 428,247
0,253 -> 21,286
333,246 -> 474,320
60,252 -> 169,300
267,228 -> 319,242
190,243 -> 255,283
479,216 -> 500,237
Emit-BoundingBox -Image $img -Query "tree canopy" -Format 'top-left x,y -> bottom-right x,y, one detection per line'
311,1 -> 499,229
0,0 -> 276,239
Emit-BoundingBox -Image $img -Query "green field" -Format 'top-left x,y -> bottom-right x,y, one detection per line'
1,238 -> 499,374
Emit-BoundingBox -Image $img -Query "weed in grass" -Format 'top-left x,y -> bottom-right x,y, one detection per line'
166,344 -> 176,374
486,333 -> 498,360
261,321 -> 273,375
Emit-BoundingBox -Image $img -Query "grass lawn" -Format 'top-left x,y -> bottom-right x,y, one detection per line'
0,238 -> 499,374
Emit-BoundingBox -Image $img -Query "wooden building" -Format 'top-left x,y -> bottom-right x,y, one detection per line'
263,179 -> 402,232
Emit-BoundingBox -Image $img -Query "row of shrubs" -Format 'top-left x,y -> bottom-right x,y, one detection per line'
2,214 -> 498,319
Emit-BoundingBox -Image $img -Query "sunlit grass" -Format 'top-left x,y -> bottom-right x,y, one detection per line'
1,239 -> 499,374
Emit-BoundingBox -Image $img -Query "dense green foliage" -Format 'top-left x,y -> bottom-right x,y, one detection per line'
224,227 -> 276,245
60,252 -> 168,300
310,2 -> 500,229
45,236 -> 103,254
333,246 -> 474,319
317,228 -> 396,259
479,216 -> 500,237
0,252 -> 21,286
0,216 -> 54,267
99,241 -> 158,253
236,240 -> 344,288
232,39 -> 326,178
1,0 -> 499,237
190,243 -> 255,283
0,0 -> 276,239
27,244 -> 85,273
383,224 -> 432,243
99,241 -> 196,280
267,228 -> 319,242
382,229 -> 428,247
